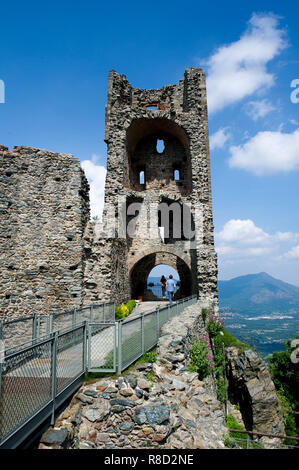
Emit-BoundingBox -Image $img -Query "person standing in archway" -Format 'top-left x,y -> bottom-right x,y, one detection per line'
160,275 -> 167,298
166,274 -> 176,305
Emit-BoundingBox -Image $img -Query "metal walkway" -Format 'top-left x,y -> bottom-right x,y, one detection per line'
0,295 -> 198,448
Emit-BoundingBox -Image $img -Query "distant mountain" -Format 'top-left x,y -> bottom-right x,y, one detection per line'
218,272 -> 299,315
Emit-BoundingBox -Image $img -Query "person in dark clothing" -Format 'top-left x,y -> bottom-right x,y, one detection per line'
160,275 -> 167,297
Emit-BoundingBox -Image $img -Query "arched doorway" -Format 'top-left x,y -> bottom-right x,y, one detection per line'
147,264 -> 180,299
130,251 -> 195,301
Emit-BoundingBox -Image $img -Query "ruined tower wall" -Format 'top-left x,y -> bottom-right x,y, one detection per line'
82,222 -> 130,306
99,68 -> 218,307
0,145 -> 90,318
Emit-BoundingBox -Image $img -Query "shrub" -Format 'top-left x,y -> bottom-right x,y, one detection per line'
115,305 -> 122,320
206,314 -> 224,337
126,299 -> 136,313
115,299 -> 136,320
188,337 -> 214,380
201,308 -> 208,324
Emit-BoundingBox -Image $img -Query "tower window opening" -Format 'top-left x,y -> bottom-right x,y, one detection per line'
139,170 -> 145,185
146,105 -> 157,110
174,169 -> 180,181
156,139 -> 165,154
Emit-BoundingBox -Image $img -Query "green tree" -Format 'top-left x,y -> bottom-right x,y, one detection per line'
268,336 -> 299,442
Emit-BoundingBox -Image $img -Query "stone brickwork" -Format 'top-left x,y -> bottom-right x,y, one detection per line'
0,68 -> 219,318
92,68 -> 219,308
38,301 -> 228,450
0,145 -> 89,318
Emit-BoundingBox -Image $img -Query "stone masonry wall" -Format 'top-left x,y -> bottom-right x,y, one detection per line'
82,222 -> 130,307
39,300 -> 228,449
102,68 -> 219,305
38,301 -> 285,450
0,145 -> 90,318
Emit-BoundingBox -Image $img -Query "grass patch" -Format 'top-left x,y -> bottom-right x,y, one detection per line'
221,328 -> 251,354
225,414 -> 263,449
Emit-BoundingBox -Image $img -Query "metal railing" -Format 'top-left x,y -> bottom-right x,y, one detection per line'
0,295 -> 197,448
0,301 -> 115,355
226,429 -> 299,449
0,323 -> 87,448
116,295 -> 197,374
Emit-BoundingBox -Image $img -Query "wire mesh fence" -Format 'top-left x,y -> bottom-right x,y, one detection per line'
0,301 -> 115,356
225,436 -> 299,450
88,323 -> 116,372
0,324 -> 86,447
116,295 -> 198,373
0,296 -> 196,447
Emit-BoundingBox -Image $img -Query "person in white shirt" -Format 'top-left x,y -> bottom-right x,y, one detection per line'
166,274 -> 176,305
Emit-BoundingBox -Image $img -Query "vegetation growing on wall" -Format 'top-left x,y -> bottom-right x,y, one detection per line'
115,299 -> 136,320
267,336 -> 299,444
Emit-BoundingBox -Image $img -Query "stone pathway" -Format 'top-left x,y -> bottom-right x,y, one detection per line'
38,301 -> 228,450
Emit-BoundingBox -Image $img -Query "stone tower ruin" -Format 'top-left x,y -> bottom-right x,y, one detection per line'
87,68 -> 218,307
0,68 -> 219,318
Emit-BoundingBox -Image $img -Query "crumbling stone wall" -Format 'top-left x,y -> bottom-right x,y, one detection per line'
100,68 -> 218,308
0,67 -> 219,319
83,222 -> 130,306
0,145 -> 90,318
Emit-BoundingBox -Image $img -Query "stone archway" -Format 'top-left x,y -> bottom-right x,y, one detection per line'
130,251 -> 195,300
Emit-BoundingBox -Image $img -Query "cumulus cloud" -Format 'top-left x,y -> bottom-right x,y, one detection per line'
228,128 -> 299,175
244,99 -> 276,120
210,127 -> 231,150
284,245 -> 299,259
217,219 -> 269,246
204,13 -> 287,114
215,219 -> 299,260
81,155 -> 106,220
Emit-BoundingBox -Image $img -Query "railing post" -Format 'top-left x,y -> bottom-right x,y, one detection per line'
113,322 -> 117,371
49,313 -> 54,335
87,322 -> 91,371
167,304 -> 170,321
90,305 -> 93,322
50,331 -> 58,425
223,342 -> 228,418
0,320 -> 3,404
32,314 -> 38,345
0,319 -> 3,343
156,308 -> 160,341
141,314 -> 145,354
37,316 -> 41,342
83,321 -> 88,373
72,308 -> 77,328
112,301 -> 116,322
117,321 -> 122,376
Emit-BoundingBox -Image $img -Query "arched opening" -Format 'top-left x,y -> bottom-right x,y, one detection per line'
147,264 -> 180,299
125,118 -> 191,194
130,251 -> 194,301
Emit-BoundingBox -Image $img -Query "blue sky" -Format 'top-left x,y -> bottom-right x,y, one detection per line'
1,1 -> 299,285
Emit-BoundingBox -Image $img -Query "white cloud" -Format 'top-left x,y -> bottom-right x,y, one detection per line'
229,128 -> 299,175
217,219 -> 269,246
204,13 -> 287,113
244,99 -> 275,120
210,127 -> 231,150
215,219 -> 299,260
284,245 -> 299,259
81,156 -> 106,220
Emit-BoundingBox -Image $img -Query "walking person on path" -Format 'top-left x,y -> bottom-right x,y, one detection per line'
166,274 -> 176,305
160,275 -> 167,298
